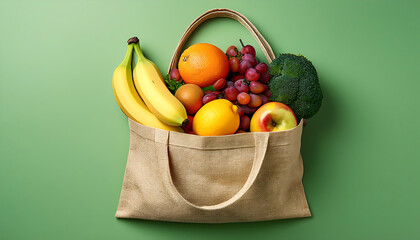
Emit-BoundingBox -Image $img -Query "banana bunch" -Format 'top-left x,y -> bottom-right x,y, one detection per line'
112,37 -> 187,132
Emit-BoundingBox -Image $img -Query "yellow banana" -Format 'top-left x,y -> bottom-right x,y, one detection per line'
112,42 -> 183,132
132,41 -> 188,127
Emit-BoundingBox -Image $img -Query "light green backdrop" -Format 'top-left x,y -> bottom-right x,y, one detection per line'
1,0 -> 419,239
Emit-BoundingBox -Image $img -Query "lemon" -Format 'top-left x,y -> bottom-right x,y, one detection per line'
193,99 -> 240,136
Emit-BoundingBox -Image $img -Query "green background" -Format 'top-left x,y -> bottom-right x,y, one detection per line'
1,0 -> 419,239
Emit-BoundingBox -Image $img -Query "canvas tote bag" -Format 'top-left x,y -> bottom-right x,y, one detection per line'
115,8 -> 311,223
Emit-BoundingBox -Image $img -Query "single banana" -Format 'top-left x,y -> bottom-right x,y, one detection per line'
132,41 -> 188,127
112,41 -> 183,132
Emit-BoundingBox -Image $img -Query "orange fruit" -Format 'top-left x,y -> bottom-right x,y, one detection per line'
178,43 -> 229,88
193,99 -> 240,136
175,84 -> 204,115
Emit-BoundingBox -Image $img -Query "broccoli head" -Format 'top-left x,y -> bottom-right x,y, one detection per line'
268,54 -> 323,120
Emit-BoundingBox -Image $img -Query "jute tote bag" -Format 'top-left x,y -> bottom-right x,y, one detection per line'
115,8 -> 311,223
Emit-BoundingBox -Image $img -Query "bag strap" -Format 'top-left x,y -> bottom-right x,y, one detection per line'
168,8 -> 276,74
154,129 -> 269,211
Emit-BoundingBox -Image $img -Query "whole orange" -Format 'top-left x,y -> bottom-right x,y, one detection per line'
178,43 -> 229,88
175,84 -> 204,115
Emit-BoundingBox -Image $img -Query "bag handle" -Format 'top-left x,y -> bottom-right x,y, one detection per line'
168,8 -> 276,74
154,129 -> 269,211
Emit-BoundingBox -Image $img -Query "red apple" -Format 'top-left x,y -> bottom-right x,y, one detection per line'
250,102 -> 298,132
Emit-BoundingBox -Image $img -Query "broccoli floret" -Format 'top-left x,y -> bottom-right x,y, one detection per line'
269,75 -> 299,104
268,54 -> 323,120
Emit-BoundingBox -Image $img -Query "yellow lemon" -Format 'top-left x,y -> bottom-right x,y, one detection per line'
193,99 -> 240,136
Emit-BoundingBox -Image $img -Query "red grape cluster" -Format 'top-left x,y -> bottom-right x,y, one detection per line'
201,40 -> 271,132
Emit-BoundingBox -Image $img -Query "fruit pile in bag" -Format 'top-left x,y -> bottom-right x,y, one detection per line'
112,37 -> 323,136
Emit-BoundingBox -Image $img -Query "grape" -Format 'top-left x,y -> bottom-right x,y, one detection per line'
226,45 -> 238,57
213,78 -> 226,90
239,60 -> 252,75
237,105 -> 245,116
255,63 -> 268,73
202,93 -> 217,104
245,68 -> 260,81
240,45 -> 256,57
237,92 -> 251,105
170,69 -> 181,81
262,88 -> 271,97
231,74 -> 245,82
242,53 -> 257,66
240,105 -> 257,114
240,115 -> 250,130
249,81 -> 265,94
248,94 -> 262,108
259,72 -> 270,83
229,57 -> 240,73
234,79 -> 249,93
226,81 -> 234,87
224,86 -> 239,101
260,95 -> 270,105
182,115 -> 194,134
263,84 -> 269,90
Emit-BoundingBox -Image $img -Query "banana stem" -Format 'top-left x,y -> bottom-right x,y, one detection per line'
133,43 -> 146,62
127,37 -> 139,44
121,44 -> 134,67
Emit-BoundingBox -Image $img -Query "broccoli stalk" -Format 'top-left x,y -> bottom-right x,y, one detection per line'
268,54 -> 323,120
